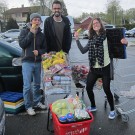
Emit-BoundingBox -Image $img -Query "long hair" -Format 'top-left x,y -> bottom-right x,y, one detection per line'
88,18 -> 105,39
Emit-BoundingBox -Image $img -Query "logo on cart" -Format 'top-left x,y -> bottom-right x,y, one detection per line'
66,127 -> 88,135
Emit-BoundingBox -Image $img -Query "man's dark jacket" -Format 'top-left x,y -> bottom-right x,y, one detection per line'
44,15 -> 72,53
19,24 -> 47,62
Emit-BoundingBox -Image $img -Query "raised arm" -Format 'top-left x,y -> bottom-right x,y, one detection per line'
74,32 -> 89,54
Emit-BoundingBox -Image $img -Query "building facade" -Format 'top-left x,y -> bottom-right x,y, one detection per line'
4,5 -> 51,23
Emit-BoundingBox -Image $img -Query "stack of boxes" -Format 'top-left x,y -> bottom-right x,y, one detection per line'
0,91 -> 24,114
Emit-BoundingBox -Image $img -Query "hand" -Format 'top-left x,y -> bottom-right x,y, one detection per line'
33,50 -> 38,56
30,24 -> 39,34
30,28 -> 37,34
121,38 -> 128,45
74,32 -> 79,40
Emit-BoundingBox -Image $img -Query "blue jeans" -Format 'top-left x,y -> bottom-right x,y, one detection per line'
22,61 -> 42,109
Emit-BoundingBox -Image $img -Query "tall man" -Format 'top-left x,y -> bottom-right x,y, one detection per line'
44,0 -> 71,53
44,0 -> 83,88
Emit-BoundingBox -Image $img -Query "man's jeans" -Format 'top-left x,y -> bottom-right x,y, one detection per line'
22,62 -> 42,109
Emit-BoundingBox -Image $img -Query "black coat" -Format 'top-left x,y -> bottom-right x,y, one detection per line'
44,15 -> 72,54
19,25 -> 47,62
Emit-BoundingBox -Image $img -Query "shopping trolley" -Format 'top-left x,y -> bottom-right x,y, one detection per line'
71,64 -> 104,101
111,66 -> 135,122
71,65 -> 88,99
43,73 -> 72,106
42,68 -> 72,107
42,52 -> 72,107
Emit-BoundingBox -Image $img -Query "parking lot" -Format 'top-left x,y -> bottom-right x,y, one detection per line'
4,38 -> 135,135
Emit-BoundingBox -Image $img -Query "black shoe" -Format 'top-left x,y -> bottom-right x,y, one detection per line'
75,83 -> 85,88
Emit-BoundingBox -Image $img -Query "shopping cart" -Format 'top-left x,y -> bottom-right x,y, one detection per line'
112,66 -> 135,122
71,65 -> 88,99
42,52 -> 72,107
72,64 -> 104,100
42,68 -> 72,107
47,104 -> 94,135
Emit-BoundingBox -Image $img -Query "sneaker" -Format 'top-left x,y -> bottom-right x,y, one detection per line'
27,108 -> 36,116
75,83 -> 85,88
87,106 -> 97,112
108,111 -> 116,119
35,102 -> 47,110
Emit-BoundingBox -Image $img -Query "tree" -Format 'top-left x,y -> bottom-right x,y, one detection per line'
106,0 -> 122,25
74,12 -> 89,23
0,1 -> 8,15
26,12 -> 30,23
0,1 -> 8,31
124,8 -> 135,24
28,0 -> 68,16
6,18 -> 19,30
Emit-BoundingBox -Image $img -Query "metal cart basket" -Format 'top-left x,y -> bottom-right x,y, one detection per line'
43,72 -> 72,106
42,52 -> 72,106
112,66 -> 135,122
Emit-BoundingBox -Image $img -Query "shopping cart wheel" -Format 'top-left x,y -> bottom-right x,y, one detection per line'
116,107 -> 123,116
121,114 -> 129,122
114,93 -> 119,101
82,87 -> 85,98
104,96 -> 107,109
104,99 -> 107,109
76,91 -> 79,96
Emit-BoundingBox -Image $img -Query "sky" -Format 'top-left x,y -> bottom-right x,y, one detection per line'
6,0 -> 135,17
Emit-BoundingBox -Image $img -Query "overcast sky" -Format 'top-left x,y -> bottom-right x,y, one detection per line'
6,0 -> 135,17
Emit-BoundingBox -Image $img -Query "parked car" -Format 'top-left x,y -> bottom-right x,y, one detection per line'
17,23 -> 26,29
0,34 -> 15,43
1,29 -> 20,40
83,30 -> 89,39
125,28 -> 135,37
0,40 -> 23,92
82,24 -> 116,39
104,24 -> 115,29
0,98 -> 5,135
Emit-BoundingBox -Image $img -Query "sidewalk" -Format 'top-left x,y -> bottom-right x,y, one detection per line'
128,41 -> 135,46
5,39 -> 135,135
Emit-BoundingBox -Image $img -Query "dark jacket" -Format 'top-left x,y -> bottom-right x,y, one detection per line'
44,15 -> 72,54
19,24 -> 47,62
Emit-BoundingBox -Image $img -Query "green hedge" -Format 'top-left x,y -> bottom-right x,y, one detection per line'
116,23 -> 135,30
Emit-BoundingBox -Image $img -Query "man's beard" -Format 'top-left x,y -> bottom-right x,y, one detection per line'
54,12 -> 61,17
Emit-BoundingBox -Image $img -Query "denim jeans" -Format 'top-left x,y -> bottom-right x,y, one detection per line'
22,61 -> 42,109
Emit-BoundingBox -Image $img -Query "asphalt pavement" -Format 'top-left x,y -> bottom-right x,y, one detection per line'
5,38 -> 135,135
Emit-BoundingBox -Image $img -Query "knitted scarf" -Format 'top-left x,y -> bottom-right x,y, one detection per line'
88,34 -> 106,67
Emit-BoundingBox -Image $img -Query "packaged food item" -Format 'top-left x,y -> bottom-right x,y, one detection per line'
59,116 -> 67,122
74,109 -> 90,120
66,113 -> 74,122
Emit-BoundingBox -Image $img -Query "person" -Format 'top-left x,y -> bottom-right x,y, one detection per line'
43,0 -> 83,88
19,13 -> 47,116
74,17 -> 128,120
